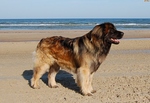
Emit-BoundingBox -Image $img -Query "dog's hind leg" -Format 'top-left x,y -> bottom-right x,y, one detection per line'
48,63 -> 60,88
31,64 -> 49,89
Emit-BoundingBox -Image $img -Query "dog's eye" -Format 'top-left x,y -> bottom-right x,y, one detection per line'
110,29 -> 114,33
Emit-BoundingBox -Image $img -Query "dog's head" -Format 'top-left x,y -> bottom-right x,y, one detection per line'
91,22 -> 124,44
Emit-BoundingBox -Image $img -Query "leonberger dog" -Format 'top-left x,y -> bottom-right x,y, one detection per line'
31,22 -> 124,96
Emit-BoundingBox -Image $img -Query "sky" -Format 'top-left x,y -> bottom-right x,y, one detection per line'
0,0 -> 150,19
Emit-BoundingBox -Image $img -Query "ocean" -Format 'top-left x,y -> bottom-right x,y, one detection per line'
0,18 -> 150,30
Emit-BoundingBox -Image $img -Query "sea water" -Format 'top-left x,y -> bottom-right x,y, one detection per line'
0,18 -> 150,30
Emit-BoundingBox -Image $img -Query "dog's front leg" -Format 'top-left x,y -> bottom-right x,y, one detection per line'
77,67 -> 93,96
89,72 -> 96,93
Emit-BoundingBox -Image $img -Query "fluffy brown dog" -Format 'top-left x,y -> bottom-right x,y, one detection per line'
31,22 -> 124,96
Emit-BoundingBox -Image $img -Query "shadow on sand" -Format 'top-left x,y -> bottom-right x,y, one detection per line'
22,70 -> 80,93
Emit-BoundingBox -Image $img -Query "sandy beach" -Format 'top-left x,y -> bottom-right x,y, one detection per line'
0,30 -> 150,102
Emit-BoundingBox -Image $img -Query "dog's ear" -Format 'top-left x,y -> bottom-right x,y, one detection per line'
103,23 -> 116,35
91,25 -> 103,39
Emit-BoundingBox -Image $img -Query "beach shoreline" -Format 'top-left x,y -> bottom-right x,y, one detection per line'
0,30 -> 150,42
0,30 -> 150,102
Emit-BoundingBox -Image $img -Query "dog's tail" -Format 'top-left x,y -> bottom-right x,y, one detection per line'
32,51 -> 37,65
33,38 -> 53,68
36,38 -> 44,49
32,38 -> 46,68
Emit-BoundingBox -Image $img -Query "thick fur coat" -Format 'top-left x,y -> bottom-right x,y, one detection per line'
31,22 -> 124,96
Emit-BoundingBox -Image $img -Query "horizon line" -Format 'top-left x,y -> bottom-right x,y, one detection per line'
0,17 -> 150,19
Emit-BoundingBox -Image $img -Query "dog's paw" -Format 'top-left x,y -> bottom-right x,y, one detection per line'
87,93 -> 93,96
49,85 -> 59,88
82,92 -> 93,96
30,79 -> 40,89
83,92 -> 93,96
52,85 -> 59,88
91,90 -> 96,93
31,84 -> 40,89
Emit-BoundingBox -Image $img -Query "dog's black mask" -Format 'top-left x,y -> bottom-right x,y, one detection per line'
103,23 -> 124,44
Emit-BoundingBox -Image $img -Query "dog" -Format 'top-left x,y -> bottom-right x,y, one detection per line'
31,22 -> 124,96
